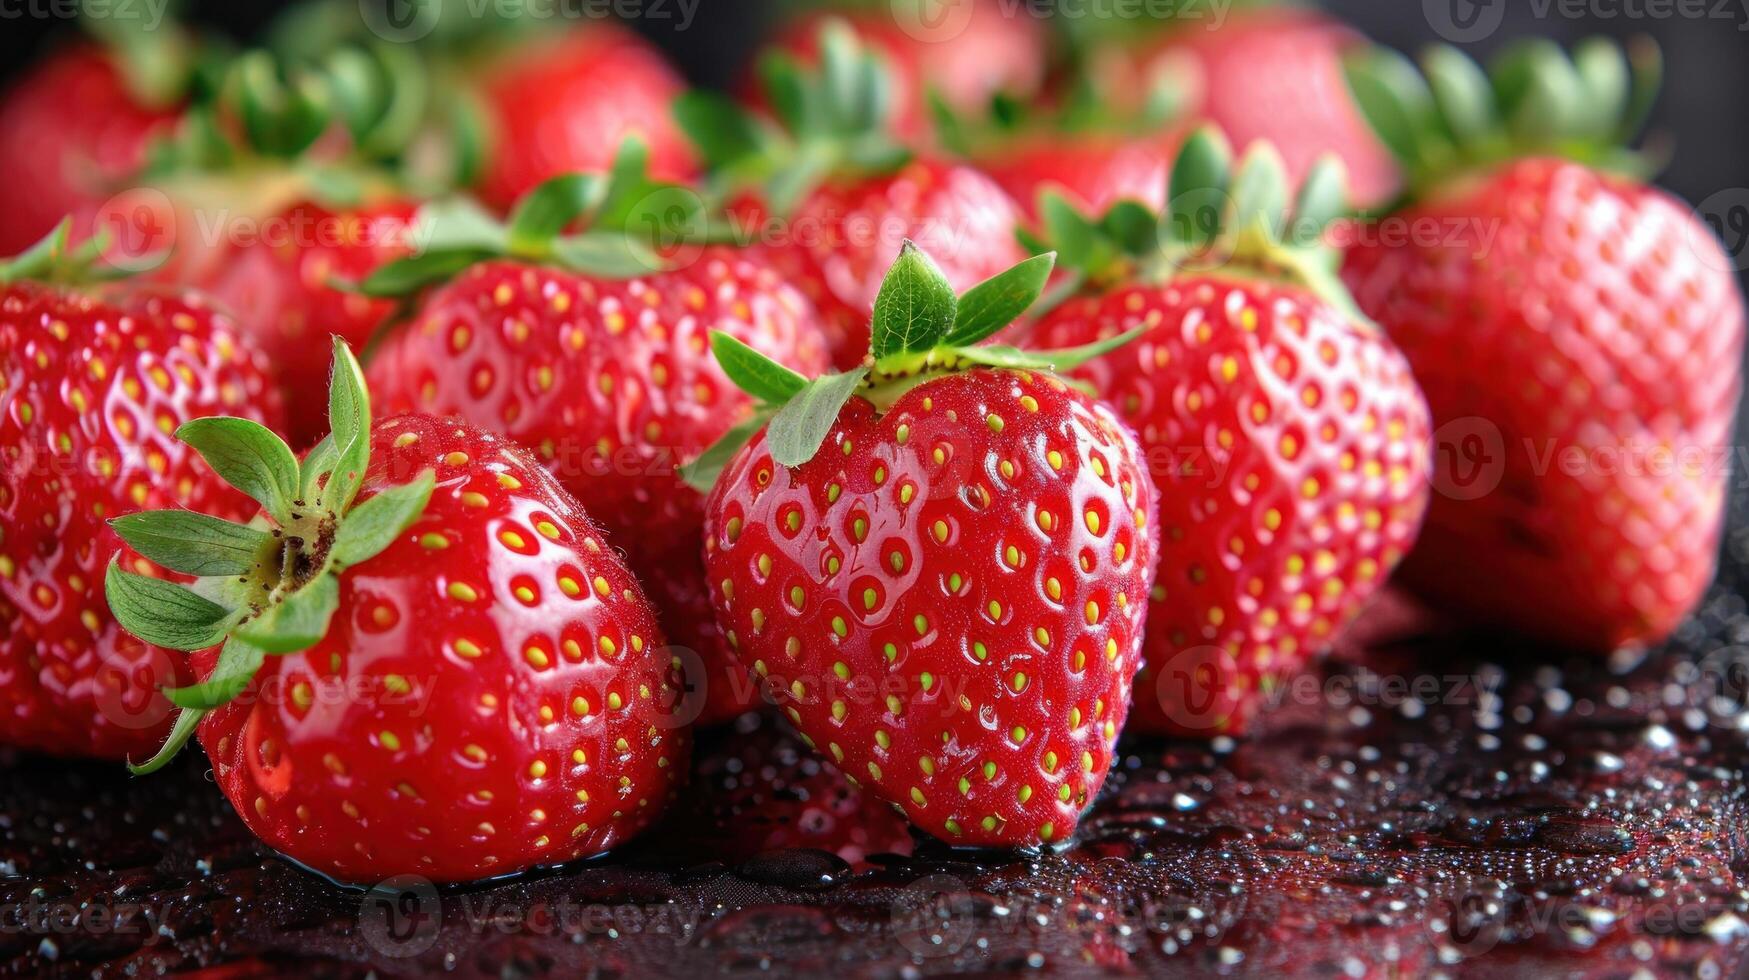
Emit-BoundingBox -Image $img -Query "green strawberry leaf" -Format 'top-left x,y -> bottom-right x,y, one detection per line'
316,339 -> 372,514
710,332 -> 809,405
951,326 -> 1147,373
238,572 -> 340,655
1293,156 -> 1349,235
1039,191 -> 1098,268
164,637 -> 267,710
870,241 -> 957,360
1166,128 -> 1233,251
673,91 -> 769,171
331,471 -> 435,567
126,706 -> 204,775
104,561 -> 237,652
1229,143 -> 1290,241
173,417 -> 300,524
943,253 -> 1056,348
680,413 -> 769,494
108,511 -> 273,578
552,231 -> 663,279
1422,45 -> 1501,155
355,249 -> 494,298
412,199 -> 509,254
767,369 -> 868,468
507,173 -> 597,256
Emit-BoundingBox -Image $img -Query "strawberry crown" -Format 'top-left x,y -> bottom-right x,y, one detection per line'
681,242 -> 1142,491
81,0 -> 209,110
674,19 -> 911,215
1021,126 -> 1365,323
142,41 -> 461,202
353,139 -> 708,298
1343,37 -> 1663,199
931,75 -> 1182,160
0,218 -> 163,286
103,341 -> 434,775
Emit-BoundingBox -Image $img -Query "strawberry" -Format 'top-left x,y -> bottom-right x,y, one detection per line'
1027,130 -> 1433,737
0,38 -> 191,255
0,222 -> 283,760
760,0 -> 1049,143
468,23 -> 696,210
680,21 -> 1026,368
362,149 -> 830,726
1339,40 -> 1745,650
202,198 -> 418,447
1078,7 -> 1398,209
104,341 -> 688,883
688,241 -> 1159,847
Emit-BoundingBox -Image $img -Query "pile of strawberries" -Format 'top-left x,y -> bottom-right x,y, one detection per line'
0,0 -> 1740,885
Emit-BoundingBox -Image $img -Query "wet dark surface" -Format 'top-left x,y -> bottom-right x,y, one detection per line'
5,534 -> 1749,978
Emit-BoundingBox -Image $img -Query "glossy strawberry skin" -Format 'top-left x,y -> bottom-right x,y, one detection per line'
765,3 -> 1048,143
195,415 -> 689,884
0,283 -> 282,759
744,158 -> 1026,368
1342,158 -> 1745,650
703,369 -> 1160,847
367,255 -> 830,726
1033,276 -> 1433,737
1093,10 -> 1397,209
0,46 -> 181,255
202,199 -> 417,448
473,25 -> 696,211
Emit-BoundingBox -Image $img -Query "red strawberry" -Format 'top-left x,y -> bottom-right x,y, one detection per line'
681,21 -> 1026,368
203,198 -> 418,447
105,341 -> 688,883
0,223 -> 283,759
0,43 -> 187,255
364,157 -> 830,726
689,242 -> 1160,847
1029,131 -> 1433,736
469,24 -> 696,210
1340,41 -> 1744,650
761,0 -> 1048,143
1081,8 -> 1398,209
981,134 -> 1180,223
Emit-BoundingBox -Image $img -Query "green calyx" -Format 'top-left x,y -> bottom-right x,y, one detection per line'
104,339 -> 435,775
1021,126 -> 1363,323
680,241 -> 1142,492
932,76 -> 1181,161
675,18 -> 910,215
0,218 -> 162,286
356,139 -> 705,297
1343,36 -> 1663,200
81,0 -> 206,110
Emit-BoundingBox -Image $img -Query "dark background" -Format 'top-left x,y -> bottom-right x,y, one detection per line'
1,0 -> 1746,225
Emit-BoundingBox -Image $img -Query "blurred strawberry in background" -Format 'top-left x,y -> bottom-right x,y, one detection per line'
0,25 -> 201,254
1073,3 -> 1399,209
760,0 -> 1049,143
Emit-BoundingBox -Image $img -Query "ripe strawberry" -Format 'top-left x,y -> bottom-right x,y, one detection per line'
681,21 -> 1026,368
689,242 -> 1160,847
363,153 -> 830,726
1079,7 -> 1398,209
981,134 -> 1179,223
0,42 -> 188,255
1340,41 -> 1744,650
468,23 -> 696,210
1029,130 -> 1433,736
203,198 -> 418,447
0,223 -> 283,760
761,0 -> 1048,143
105,341 -> 688,883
